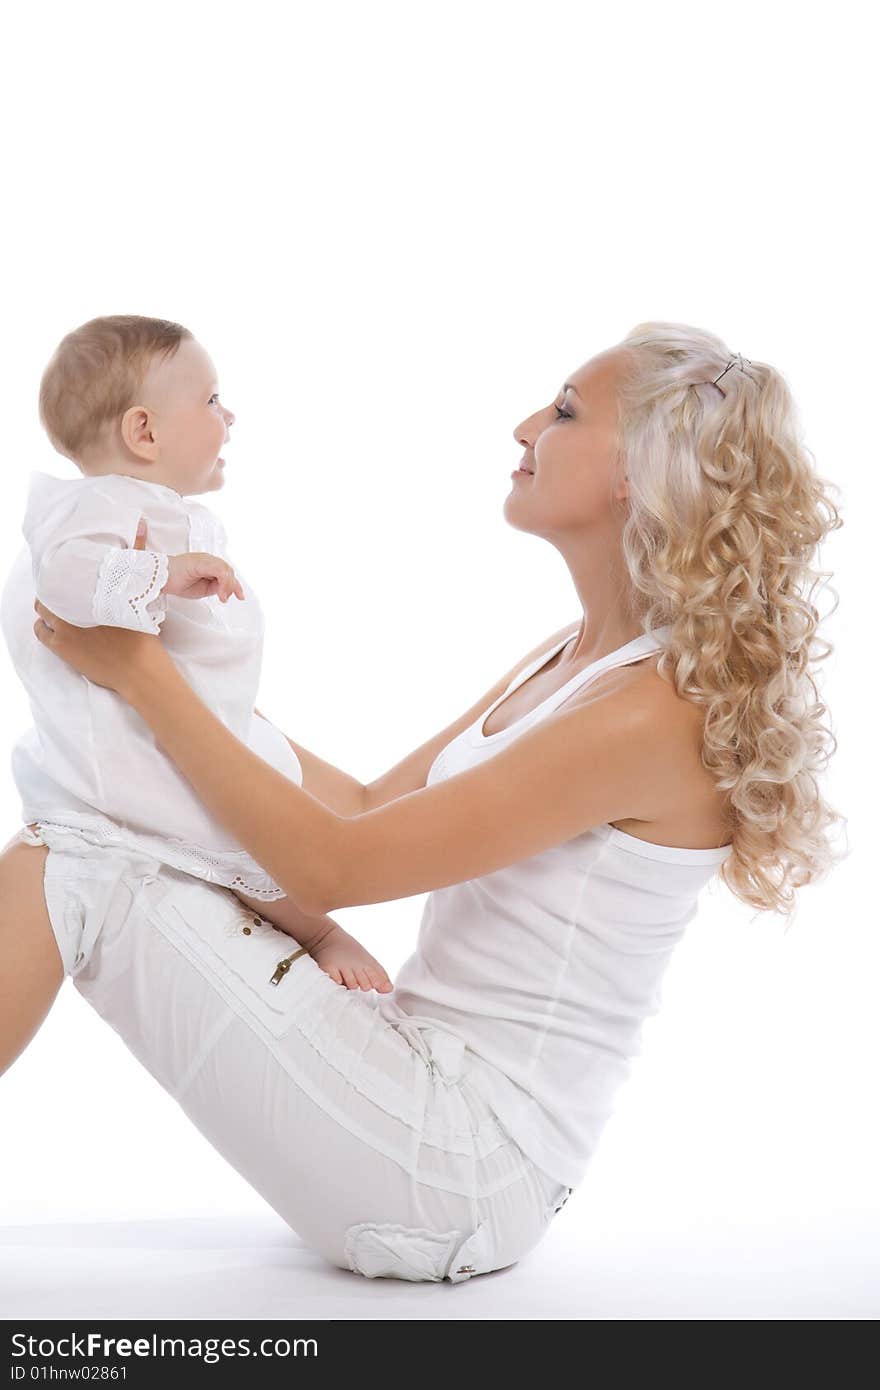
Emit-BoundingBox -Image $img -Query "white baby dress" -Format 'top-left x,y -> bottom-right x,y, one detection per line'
0,470 -> 303,900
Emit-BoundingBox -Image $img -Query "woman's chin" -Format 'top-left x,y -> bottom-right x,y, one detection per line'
502,494 -> 532,530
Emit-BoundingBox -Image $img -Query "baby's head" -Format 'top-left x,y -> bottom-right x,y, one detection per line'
38,314 -> 234,497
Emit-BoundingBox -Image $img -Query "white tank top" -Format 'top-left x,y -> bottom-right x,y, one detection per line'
377,624 -> 733,1190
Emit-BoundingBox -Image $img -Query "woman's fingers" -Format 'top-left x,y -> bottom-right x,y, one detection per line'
34,598 -> 59,625
33,598 -> 58,634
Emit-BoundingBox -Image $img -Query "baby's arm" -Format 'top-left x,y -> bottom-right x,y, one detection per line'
33,498 -> 170,633
33,503 -> 243,632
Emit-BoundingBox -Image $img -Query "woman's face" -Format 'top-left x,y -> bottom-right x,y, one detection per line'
504,346 -> 631,542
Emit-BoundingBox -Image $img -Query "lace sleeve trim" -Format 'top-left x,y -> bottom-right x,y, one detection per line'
93,548 -> 170,633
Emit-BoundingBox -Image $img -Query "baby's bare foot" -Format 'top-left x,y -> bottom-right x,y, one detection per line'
308,922 -> 394,993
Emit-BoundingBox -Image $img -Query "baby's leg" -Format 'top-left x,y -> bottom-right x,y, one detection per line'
0,834 -> 64,1078
231,887 -> 332,950
230,888 -> 393,993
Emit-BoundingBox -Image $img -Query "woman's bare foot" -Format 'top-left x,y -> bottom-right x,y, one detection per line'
307,922 -> 394,993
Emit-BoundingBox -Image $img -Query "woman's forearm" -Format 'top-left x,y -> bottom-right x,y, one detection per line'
128,654 -> 345,914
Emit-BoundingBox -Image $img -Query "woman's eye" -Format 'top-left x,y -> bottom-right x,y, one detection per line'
553,404 -> 571,420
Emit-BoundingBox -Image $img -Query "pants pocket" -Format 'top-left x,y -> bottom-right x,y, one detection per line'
343,1220 -> 492,1284
146,874 -> 318,1040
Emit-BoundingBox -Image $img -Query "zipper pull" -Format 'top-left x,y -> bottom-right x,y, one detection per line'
269,944 -> 309,985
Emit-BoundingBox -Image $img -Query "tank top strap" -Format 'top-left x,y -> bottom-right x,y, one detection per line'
508,624 -> 671,701
540,625 -> 673,704
501,630 -> 573,697
474,624 -> 673,745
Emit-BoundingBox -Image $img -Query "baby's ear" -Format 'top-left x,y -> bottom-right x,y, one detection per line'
132,517 -> 148,550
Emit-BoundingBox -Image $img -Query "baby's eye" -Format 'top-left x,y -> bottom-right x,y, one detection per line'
209,393 -> 220,404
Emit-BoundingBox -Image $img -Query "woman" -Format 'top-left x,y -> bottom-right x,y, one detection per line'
0,322 -> 845,1284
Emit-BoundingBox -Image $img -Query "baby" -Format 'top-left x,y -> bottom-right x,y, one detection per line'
0,313 -> 392,993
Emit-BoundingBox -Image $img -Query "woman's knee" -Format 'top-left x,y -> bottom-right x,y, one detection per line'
0,835 -> 64,1078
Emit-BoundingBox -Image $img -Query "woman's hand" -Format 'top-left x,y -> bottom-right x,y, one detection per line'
33,598 -> 164,696
32,515 -> 167,697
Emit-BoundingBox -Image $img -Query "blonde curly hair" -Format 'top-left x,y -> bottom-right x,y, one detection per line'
613,321 -> 847,926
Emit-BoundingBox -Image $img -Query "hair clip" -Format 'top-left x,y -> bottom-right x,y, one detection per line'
713,352 -> 752,386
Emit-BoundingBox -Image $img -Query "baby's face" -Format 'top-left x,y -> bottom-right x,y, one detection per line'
131,338 -> 235,497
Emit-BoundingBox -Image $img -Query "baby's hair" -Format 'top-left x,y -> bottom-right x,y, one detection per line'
38,314 -> 194,465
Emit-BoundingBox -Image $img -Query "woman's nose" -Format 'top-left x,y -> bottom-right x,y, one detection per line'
513,414 -> 537,445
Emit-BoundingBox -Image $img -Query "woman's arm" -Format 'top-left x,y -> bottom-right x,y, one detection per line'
132,650 -> 672,915
32,602 -> 675,916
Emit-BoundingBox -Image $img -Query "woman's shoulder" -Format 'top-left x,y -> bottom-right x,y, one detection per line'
558,637 -> 708,772
562,647 -> 732,844
578,643 -> 694,724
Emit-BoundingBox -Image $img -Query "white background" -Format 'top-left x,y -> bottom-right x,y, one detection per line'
0,0 -> 876,1319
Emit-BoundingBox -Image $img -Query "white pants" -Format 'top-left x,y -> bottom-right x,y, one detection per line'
24,824 -> 572,1284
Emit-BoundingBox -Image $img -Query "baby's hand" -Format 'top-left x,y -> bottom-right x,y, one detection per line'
132,517 -> 244,603
163,551 -> 245,603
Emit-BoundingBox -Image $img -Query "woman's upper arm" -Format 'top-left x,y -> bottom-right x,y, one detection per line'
362,620 -> 580,811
